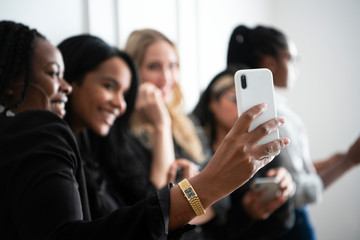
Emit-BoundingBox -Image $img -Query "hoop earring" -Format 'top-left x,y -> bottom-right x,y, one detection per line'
0,105 -> 15,117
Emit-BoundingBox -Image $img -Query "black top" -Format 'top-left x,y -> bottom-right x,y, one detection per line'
0,110 -> 179,239
85,125 -> 157,207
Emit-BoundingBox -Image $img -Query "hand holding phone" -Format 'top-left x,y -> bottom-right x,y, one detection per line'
234,68 -> 279,147
251,177 -> 281,202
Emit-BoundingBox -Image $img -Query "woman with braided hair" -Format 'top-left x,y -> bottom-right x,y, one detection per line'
0,20 -> 290,240
0,20 -> 68,117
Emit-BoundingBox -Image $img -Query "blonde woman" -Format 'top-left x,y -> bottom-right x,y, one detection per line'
125,29 -> 210,186
124,29 -> 222,232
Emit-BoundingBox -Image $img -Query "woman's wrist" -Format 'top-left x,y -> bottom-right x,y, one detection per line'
153,122 -> 171,133
344,153 -> 358,168
186,171 -> 224,210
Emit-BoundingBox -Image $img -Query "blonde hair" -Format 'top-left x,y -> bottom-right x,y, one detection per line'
125,29 -> 205,164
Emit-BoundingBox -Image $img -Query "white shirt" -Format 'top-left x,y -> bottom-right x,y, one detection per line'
276,94 -> 323,208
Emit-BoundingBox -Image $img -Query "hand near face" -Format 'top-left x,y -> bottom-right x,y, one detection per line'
136,82 -> 171,130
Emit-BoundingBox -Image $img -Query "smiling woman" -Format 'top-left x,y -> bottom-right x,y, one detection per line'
58,35 -> 138,136
57,34 -> 141,219
68,56 -> 131,135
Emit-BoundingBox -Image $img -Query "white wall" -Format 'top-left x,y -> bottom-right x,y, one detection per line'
0,0 -> 87,45
1,0 -> 360,239
272,1 -> 360,240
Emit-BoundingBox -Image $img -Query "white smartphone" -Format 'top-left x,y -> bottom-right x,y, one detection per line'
251,177 -> 281,202
234,68 -> 279,146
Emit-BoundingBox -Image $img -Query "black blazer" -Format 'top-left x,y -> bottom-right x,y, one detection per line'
0,110 -> 175,239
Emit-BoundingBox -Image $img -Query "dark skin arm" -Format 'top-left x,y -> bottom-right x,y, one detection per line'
314,136 -> 360,189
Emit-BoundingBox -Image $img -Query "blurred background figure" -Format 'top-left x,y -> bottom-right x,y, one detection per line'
193,67 -> 296,240
226,24 -> 360,240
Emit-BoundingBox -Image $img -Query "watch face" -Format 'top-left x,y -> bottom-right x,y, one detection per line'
185,188 -> 195,199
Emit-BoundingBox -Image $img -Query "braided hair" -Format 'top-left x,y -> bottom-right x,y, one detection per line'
0,20 -> 45,113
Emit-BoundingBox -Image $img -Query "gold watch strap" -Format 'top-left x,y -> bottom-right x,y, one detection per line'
178,179 -> 206,216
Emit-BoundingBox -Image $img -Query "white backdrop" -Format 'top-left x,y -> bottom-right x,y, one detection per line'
1,0 -> 360,239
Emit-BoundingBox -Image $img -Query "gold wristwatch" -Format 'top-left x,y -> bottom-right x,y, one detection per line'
178,179 -> 206,216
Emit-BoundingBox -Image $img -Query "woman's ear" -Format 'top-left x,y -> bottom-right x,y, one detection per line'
261,55 -> 277,73
208,97 -> 219,113
1,89 -> 14,109
4,89 -> 15,103
6,89 -> 14,97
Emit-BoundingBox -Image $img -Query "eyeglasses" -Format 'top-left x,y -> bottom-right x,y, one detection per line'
223,92 -> 237,103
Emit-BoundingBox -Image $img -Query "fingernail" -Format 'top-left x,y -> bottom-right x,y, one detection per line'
278,117 -> 285,126
261,103 -> 268,110
282,138 -> 290,146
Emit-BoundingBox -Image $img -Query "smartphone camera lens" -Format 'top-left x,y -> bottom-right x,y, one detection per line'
241,74 -> 247,89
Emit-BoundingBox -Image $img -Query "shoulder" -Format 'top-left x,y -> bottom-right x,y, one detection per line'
15,109 -> 69,127
2,110 -> 69,129
0,110 -> 80,168
7,110 -> 75,142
